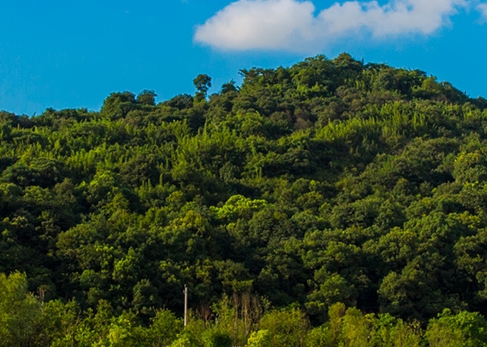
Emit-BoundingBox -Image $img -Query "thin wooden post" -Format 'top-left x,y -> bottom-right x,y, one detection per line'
184,284 -> 188,327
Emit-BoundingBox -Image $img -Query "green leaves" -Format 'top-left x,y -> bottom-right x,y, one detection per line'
0,272 -> 41,347
1,54 -> 487,339
426,309 -> 487,347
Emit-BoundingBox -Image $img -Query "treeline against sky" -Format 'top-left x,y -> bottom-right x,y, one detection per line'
2,54 -> 487,345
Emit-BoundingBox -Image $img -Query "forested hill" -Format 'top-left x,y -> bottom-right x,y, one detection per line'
3,53 -> 487,340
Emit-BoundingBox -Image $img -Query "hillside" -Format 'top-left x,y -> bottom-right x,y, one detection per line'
2,53 -> 487,344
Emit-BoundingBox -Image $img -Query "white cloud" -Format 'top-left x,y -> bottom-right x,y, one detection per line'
194,0 -> 475,52
194,0 -> 315,50
478,3 -> 487,20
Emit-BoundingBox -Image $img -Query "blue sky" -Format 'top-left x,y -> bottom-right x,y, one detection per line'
1,0 -> 487,116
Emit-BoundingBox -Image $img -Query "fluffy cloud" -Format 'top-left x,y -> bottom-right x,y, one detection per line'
478,3 -> 487,20
194,0 -> 482,52
194,0 -> 315,50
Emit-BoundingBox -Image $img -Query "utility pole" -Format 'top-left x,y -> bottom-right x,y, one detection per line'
184,284 -> 188,327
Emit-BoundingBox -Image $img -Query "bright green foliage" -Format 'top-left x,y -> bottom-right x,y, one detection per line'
170,318 -> 206,347
246,329 -> 271,347
372,313 -> 422,347
257,308 -> 309,347
36,300 -> 80,346
211,195 -> 267,221
306,303 -> 423,347
340,308 -> 378,347
146,309 -> 182,346
426,309 -> 487,347
0,272 -> 41,347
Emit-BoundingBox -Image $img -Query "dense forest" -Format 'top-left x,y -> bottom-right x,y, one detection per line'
3,53 -> 487,345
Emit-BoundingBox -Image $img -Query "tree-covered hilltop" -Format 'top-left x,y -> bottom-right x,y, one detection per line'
2,53 -> 487,340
